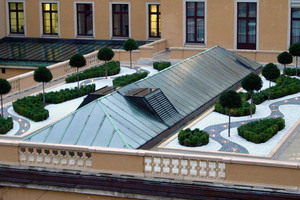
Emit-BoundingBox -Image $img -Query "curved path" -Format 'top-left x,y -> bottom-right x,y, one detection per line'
203,96 -> 300,154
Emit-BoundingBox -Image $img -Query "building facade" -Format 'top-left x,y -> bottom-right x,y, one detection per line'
1,0 -> 300,52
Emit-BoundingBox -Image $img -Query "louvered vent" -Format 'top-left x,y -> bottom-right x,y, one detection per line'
125,88 -> 183,126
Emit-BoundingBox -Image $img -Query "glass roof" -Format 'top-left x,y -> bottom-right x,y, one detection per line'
0,37 -> 149,66
24,46 -> 261,149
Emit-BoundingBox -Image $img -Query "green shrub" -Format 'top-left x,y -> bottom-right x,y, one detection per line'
0,116 -> 13,134
13,84 -> 95,122
284,67 -> 300,76
215,100 -> 256,116
65,61 -> 120,83
153,61 -> 171,71
113,72 -> 147,87
178,128 -> 209,147
238,118 -> 285,144
242,76 -> 300,105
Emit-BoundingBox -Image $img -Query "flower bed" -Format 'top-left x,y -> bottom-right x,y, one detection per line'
178,128 -> 209,147
113,72 -> 147,87
238,117 -> 285,144
66,61 -> 120,83
13,84 -> 95,122
0,116 -> 13,134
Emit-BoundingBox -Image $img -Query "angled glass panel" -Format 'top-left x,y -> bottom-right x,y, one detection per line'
76,104 -> 106,146
92,117 -> 115,147
60,103 -> 94,145
45,115 -> 73,143
26,128 -> 50,142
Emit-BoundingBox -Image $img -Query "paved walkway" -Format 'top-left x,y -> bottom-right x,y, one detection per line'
203,96 -> 300,154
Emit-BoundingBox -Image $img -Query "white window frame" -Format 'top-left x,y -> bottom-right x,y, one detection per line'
183,0 -> 207,47
109,2 -> 131,39
39,0 -> 60,38
6,0 -> 26,37
74,1 -> 95,39
234,0 -> 259,50
146,2 -> 161,40
288,0 -> 300,48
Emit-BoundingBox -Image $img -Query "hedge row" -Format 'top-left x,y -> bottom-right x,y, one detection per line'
13,84 -> 95,122
284,68 -> 300,76
215,100 -> 256,116
44,84 -> 95,104
113,72 -> 148,87
251,76 -> 300,104
153,61 -> 171,71
238,117 -> 285,144
66,61 -> 120,83
178,128 -> 209,147
0,116 -> 13,135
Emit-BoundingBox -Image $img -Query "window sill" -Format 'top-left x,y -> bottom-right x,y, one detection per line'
8,34 -> 26,37
111,37 -> 129,41
42,34 -> 59,38
76,35 -> 95,40
184,43 -> 207,48
148,37 -> 161,41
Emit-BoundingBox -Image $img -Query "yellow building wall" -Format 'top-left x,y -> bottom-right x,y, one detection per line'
259,0 -> 289,51
161,0 -> 183,47
207,0 -> 235,49
0,0 -> 6,39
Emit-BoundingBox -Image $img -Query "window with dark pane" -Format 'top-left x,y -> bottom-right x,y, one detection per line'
291,8 -> 300,45
9,2 -> 24,34
42,3 -> 58,35
149,4 -> 161,38
77,4 -> 93,36
237,2 -> 256,49
112,4 -> 129,37
186,2 -> 205,43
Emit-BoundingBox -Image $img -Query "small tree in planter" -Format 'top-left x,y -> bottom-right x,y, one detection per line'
241,73 -> 262,117
123,38 -> 138,69
0,79 -> 11,117
289,43 -> 300,76
219,90 -> 242,137
69,53 -> 86,88
277,51 -> 293,84
97,47 -> 115,79
34,67 -> 53,104
262,63 -> 280,101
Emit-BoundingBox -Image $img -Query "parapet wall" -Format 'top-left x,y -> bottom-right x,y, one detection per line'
0,140 -> 299,191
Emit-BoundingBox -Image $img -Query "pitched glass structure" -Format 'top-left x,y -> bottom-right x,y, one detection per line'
24,46 -> 261,149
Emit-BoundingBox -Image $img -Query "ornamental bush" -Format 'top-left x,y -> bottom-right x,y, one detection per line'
251,76 -> 300,104
215,101 -> 256,116
284,68 -> 300,76
0,116 -> 13,134
113,72 -> 148,87
238,118 -> 285,144
153,61 -> 171,71
13,84 -> 95,122
65,61 -> 120,83
178,128 -> 209,147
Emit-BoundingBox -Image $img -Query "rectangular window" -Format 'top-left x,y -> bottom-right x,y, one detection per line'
1,68 -> 6,74
149,4 -> 161,38
112,4 -> 129,37
8,2 -> 24,34
237,2 -> 257,49
77,3 -> 93,36
291,8 -> 300,45
186,2 -> 205,43
42,3 -> 58,35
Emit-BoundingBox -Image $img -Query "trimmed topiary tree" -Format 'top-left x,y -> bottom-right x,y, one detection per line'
69,53 -> 86,88
124,38 -> 138,69
241,73 -> 262,117
289,43 -> 300,76
219,90 -> 242,137
97,47 -> 115,79
0,79 -> 11,117
277,51 -> 293,84
34,67 -> 53,104
262,63 -> 280,101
